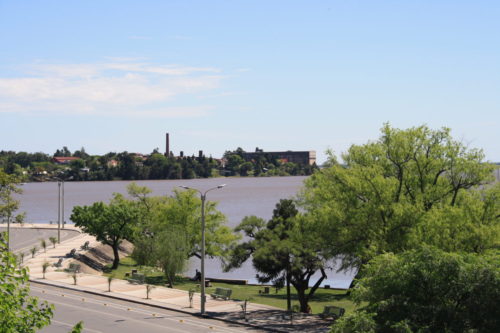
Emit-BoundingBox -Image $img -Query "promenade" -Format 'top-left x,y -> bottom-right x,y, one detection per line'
15,224 -> 332,333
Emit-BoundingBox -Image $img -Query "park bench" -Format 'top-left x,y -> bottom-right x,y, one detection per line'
145,275 -> 164,285
80,241 -> 90,250
65,248 -> 76,258
127,272 -> 145,284
210,287 -> 232,300
65,263 -> 81,273
319,305 -> 345,320
53,258 -> 63,268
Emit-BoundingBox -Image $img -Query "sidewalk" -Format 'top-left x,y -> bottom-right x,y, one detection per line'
21,224 -> 332,332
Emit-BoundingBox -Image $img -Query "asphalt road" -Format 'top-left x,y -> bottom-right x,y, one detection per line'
31,283 -> 265,333
0,227 -> 79,253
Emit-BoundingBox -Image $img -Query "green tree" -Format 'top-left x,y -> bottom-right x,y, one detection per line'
0,170 -> 25,249
0,233 -> 54,331
152,226 -> 189,287
226,200 -> 329,313
129,184 -> 239,285
69,321 -> 84,333
336,247 -> 500,333
301,124 -> 497,271
239,162 -> 253,176
71,194 -> 139,269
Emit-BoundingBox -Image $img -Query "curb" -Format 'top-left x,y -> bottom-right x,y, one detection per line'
29,278 -> 285,333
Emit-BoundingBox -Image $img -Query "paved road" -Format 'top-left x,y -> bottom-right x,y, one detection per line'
32,283 -> 265,333
0,226 -> 79,253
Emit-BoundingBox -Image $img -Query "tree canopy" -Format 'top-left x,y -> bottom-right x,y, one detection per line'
226,199 -> 329,312
0,170 -> 25,225
124,183 -> 239,285
0,233 -> 54,332
71,194 -> 139,269
301,124 -> 498,270
332,246 -> 500,333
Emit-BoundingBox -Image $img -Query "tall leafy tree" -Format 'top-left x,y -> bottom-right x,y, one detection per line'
301,124 -> 497,272
71,194 -> 139,269
226,200 -> 329,312
0,233 -> 54,331
0,170 -> 25,249
333,247 -> 500,333
128,184 -> 239,285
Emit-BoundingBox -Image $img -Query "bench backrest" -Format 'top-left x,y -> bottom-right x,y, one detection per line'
214,287 -> 232,298
131,273 -> 145,282
323,305 -> 345,317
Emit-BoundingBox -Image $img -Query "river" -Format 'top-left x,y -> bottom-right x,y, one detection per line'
14,177 -> 355,288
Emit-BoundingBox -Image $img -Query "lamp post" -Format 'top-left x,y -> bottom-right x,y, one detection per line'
178,184 -> 226,316
61,180 -> 65,229
57,181 -> 61,243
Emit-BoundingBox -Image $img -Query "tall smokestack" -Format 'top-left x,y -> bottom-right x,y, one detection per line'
165,133 -> 170,156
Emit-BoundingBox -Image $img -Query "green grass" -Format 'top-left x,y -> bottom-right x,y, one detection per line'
104,257 -> 358,314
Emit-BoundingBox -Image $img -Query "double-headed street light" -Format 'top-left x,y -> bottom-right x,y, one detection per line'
178,184 -> 226,316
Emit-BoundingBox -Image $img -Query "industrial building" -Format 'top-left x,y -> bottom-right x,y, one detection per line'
242,149 -> 316,166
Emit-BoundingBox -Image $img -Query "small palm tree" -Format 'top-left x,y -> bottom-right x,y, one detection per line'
49,236 -> 57,248
42,261 -> 50,279
30,246 -> 38,258
107,275 -> 114,292
40,239 -> 47,253
188,288 -> 195,308
146,284 -> 155,299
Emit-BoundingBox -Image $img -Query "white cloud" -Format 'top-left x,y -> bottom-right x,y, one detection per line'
0,61 -> 224,118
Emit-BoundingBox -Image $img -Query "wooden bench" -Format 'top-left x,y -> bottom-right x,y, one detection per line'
127,273 -> 145,284
145,275 -> 164,285
80,241 -> 90,250
319,305 -> 345,320
65,263 -> 81,273
210,287 -> 232,300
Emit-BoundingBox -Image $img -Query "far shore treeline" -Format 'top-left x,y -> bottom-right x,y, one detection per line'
0,147 -> 318,182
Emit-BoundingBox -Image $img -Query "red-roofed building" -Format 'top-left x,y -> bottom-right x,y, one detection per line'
53,157 -> 81,165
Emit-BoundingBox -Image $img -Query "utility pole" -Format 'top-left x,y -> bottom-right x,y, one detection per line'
61,180 -> 65,229
179,184 -> 226,316
57,181 -> 61,243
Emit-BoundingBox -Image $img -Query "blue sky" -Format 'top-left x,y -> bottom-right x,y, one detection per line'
1,1 -> 499,164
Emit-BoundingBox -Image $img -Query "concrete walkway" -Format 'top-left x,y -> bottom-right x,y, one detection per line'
18,224 -> 332,332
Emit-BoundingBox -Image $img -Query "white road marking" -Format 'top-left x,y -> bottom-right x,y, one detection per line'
32,286 -> 254,333
43,298 -> 189,333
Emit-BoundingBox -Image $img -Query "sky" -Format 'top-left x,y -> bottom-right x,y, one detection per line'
1,1 -> 499,164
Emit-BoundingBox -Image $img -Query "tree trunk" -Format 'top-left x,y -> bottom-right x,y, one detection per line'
286,269 -> 291,311
111,244 -> 120,269
296,285 -> 309,313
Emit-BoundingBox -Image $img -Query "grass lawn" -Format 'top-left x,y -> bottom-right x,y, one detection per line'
104,257 -> 358,315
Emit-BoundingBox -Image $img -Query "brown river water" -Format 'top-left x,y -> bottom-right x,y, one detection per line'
15,177 -> 355,288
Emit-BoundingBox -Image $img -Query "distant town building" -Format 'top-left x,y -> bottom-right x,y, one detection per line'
107,159 -> 119,168
242,149 -> 316,165
52,157 -> 81,165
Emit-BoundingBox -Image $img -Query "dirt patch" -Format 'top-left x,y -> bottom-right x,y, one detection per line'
72,241 -> 134,275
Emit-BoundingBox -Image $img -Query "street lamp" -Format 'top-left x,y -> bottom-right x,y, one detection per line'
178,184 -> 226,316
56,179 -> 65,243
57,181 -> 61,243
